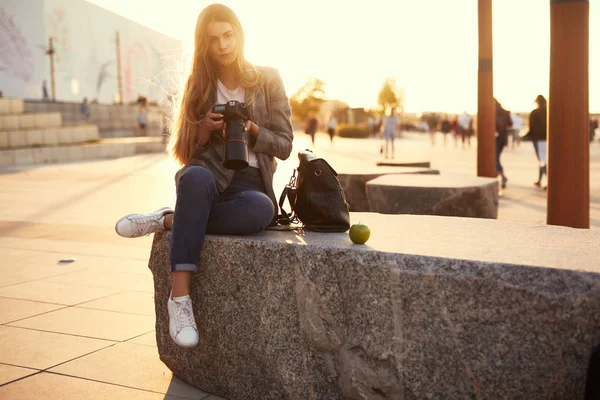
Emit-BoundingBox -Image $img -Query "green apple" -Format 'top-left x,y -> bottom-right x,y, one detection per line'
349,223 -> 370,244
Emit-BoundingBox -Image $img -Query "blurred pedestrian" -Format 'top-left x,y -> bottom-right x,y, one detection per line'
80,97 -> 92,122
326,114 -> 337,144
137,95 -> 148,136
495,99 -> 513,189
305,115 -> 318,145
458,111 -> 472,148
440,115 -> 451,147
522,95 -> 547,189
509,112 -> 524,148
381,108 -> 399,159
42,80 -> 49,101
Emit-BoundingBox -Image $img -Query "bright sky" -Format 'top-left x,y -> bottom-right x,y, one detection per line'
88,0 -> 599,113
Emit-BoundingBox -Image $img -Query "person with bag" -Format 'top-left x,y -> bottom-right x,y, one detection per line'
113,4 -> 293,348
522,95 -> 548,189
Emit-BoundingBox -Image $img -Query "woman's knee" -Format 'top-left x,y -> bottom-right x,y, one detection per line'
177,166 -> 216,192
245,192 -> 274,231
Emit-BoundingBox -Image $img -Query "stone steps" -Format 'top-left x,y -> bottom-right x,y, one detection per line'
0,98 -> 24,114
0,125 -> 99,148
0,137 -> 165,167
0,112 -> 62,131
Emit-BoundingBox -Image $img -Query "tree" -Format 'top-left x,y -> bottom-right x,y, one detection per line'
289,77 -> 326,122
378,78 -> 404,111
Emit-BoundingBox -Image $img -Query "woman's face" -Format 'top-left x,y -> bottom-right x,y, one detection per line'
206,21 -> 237,68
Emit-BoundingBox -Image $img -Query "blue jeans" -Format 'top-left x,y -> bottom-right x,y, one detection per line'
385,135 -> 395,157
170,166 -> 274,272
496,135 -> 507,175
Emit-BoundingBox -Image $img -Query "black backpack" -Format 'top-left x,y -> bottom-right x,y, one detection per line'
276,150 -> 350,232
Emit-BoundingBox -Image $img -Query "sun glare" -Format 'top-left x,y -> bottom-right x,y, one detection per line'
88,0 -> 598,114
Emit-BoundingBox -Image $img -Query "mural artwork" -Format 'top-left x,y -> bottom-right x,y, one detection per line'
0,7 -> 35,83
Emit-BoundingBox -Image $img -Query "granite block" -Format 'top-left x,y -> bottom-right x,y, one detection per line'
338,167 -> 440,212
366,174 -> 499,219
148,214 -> 600,400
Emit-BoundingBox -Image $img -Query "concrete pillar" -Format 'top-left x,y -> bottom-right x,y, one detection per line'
547,0 -> 589,228
477,0 -> 496,178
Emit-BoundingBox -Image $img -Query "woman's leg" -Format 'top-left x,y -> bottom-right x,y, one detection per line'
168,166 -> 218,347
170,166 -> 218,281
206,191 -> 273,235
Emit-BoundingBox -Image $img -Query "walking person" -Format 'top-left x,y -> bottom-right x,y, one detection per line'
137,96 -> 149,136
305,115 -> 318,145
495,99 -> 513,189
381,108 -> 399,159
523,95 -> 548,189
440,115 -> 451,147
114,4 -> 293,348
458,111 -> 472,148
326,114 -> 337,144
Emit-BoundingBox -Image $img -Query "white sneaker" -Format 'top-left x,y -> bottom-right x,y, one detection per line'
114,207 -> 173,238
167,294 -> 199,348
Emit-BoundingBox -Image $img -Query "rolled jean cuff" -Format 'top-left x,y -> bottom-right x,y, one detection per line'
171,263 -> 198,273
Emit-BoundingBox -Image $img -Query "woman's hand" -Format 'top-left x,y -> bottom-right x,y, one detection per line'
200,109 -> 224,132
244,120 -> 259,137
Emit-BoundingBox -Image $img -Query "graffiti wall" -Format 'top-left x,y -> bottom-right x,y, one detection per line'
0,0 -> 181,105
0,0 -> 46,99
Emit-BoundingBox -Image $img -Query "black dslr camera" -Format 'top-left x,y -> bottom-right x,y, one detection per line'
212,100 -> 250,170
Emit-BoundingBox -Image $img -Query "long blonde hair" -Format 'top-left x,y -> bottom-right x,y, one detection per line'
168,4 -> 263,166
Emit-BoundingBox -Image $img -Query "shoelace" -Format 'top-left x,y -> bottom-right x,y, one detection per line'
175,299 -> 196,332
129,214 -> 162,236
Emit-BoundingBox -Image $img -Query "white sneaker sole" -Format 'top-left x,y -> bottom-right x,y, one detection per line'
114,206 -> 173,238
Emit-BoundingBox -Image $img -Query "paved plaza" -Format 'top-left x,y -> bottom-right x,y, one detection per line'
0,131 -> 598,398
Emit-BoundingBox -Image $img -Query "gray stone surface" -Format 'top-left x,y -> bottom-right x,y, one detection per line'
376,161 -> 431,168
148,213 -> 600,400
366,173 -> 499,218
338,167 -> 439,212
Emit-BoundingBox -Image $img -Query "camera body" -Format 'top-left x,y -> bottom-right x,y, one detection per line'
212,100 -> 250,170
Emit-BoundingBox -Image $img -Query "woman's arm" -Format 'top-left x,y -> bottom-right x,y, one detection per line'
250,69 -> 294,161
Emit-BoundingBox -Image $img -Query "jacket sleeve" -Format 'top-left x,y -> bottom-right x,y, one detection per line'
253,68 -> 294,161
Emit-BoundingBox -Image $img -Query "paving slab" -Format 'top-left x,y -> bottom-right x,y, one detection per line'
9,307 -> 155,342
50,342 -> 211,398
0,280 -> 120,305
76,291 -> 155,316
0,297 -> 64,324
127,331 -> 157,347
0,364 -> 39,385
0,326 -> 113,369
43,268 -> 154,293
0,373 -> 171,400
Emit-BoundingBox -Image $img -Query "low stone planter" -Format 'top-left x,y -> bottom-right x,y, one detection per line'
338,166 -> 439,212
376,160 -> 431,168
148,213 -> 600,400
366,173 -> 499,218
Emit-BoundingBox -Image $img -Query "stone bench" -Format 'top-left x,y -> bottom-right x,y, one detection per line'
376,160 -> 431,168
148,213 -> 600,400
366,173 -> 499,218
337,166 -> 440,212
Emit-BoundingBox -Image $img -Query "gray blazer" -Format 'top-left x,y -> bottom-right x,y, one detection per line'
176,66 -> 294,219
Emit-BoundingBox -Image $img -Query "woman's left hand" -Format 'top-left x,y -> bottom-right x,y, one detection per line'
244,120 -> 259,137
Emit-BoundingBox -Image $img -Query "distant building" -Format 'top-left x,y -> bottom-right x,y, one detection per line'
0,0 -> 181,105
